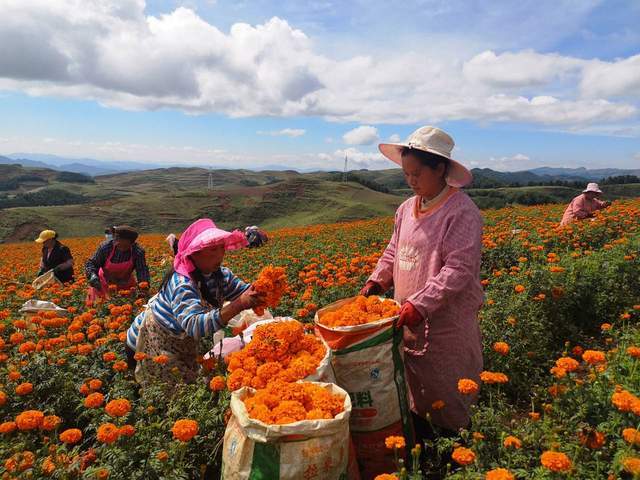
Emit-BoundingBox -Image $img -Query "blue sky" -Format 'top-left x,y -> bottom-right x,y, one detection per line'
0,0 -> 639,171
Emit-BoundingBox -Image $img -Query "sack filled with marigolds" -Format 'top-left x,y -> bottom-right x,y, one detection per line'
222,381 -> 360,480
315,296 -> 412,479
251,265 -> 288,316
225,319 -> 334,390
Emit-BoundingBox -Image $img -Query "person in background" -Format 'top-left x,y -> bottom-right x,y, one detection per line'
245,225 -> 267,248
560,182 -> 610,226
85,225 -> 150,305
104,227 -> 115,242
126,219 -> 265,387
166,233 -> 179,255
35,230 -> 74,283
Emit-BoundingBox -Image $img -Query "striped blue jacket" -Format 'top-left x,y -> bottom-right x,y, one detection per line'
126,268 -> 249,350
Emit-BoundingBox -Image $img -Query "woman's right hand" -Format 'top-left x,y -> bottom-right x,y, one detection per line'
359,281 -> 382,297
237,285 -> 266,310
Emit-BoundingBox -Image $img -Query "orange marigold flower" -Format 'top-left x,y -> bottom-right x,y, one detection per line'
503,436 -> 521,449
209,376 -> 226,392
41,415 -> 62,431
457,378 -> 479,395
492,342 -> 509,355
627,346 -> 640,359
612,389 -> 639,413
59,428 -> 82,444
96,468 -> 110,479
102,352 -> 117,362
578,429 -> 605,449
153,355 -> 169,365
118,425 -> 136,437
96,423 -> 120,444
8,371 -> 21,381
134,352 -> 147,361
15,410 -> 44,430
251,265 -> 288,316
540,451 -> 572,472
105,398 -> 131,418
112,361 -> 128,372
89,379 -> 103,391
0,391 -> 6,406
172,419 -> 199,442
555,357 -> 579,372
485,468 -> 515,480
623,457 -> 640,475
156,450 -> 169,462
514,284 -> 525,294
85,392 -> 105,408
623,428 -> 640,446
15,382 -> 33,396
384,436 -> 406,450
451,447 -> 475,466
480,371 -> 509,384
582,350 -> 606,365
318,295 -> 400,328
243,381 -> 344,424
373,475 -> 398,480
528,412 -> 541,421
0,421 -> 17,434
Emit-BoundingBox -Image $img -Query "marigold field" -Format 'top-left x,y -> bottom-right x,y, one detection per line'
0,199 -> 639,479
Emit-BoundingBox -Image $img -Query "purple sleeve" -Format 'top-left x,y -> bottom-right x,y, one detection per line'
368,207 -> 402,291
407,207 -> 482,319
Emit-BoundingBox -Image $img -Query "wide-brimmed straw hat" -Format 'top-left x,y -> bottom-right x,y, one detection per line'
379,126 -> 473,188
583,183 -> 603,194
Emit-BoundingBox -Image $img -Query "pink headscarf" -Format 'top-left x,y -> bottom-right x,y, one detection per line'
173,219 -> 248,277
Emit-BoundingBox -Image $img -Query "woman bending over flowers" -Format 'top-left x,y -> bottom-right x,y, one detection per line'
126,219 -> 265,388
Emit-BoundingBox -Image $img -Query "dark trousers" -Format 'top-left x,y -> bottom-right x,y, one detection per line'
125,345 -> 137,371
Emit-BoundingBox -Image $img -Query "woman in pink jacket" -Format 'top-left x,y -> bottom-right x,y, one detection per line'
360,126 -> 484,465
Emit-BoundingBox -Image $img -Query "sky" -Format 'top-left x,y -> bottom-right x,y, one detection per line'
0,0 -> 639,171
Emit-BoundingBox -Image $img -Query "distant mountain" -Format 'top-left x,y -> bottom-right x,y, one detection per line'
529,167 -> 640,181
0,155 -> 52,169
6,153 -> 166,176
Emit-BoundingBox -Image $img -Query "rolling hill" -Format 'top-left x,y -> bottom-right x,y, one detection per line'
1,164 -> 639,243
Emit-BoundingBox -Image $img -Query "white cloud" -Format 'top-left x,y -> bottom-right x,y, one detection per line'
388,134 -> 401,142
318,147 -> 389,170
257,128 -> 306,137
0,1 -> 637,134
486,153 -> 533,171
580,54 -> 640,99
463,50 -> 582,88
342,125 -> 379,145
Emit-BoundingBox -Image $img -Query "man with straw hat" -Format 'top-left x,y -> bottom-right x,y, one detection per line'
560,182 -> 610,226
359,126 -> 483,476
35,229 -> 74,283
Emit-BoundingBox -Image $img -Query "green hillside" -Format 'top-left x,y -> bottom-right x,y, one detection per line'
0,166 -> 403,242
1,164 -> 639,243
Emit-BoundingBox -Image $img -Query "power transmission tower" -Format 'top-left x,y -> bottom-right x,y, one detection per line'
208,171 -> 214,191
343,154 -> 348,183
